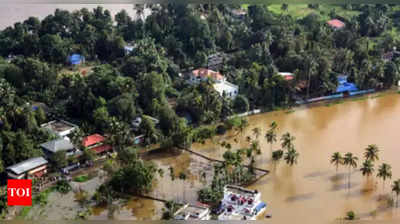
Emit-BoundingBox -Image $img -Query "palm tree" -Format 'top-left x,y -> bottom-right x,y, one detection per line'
377,163 -> 392,192
284,148 -> 299,166
265,129 -> 277,158
281,132 -> 295,151
360,160 -> 374,180
364,144 -> 379,162
330,152 -> 343,173
305,55 -> 317,100
252,127 -> 261,140
343,152 -> 358,189
269,121 -> 277,130
392,179 -> 400,208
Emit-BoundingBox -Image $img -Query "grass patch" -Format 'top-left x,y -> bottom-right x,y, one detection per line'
18,206 -> 32,219
73,175 -> 91,183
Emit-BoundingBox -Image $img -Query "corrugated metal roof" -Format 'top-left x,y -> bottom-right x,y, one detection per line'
7,157 -> 48,175
40,138 -> 74,153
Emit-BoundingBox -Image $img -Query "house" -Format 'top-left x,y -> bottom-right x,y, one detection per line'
188,68 -> 226,84
41,120 -> 78,139
67,54 -> 85,65
124,45 -> 134,55
82,134 -> 112,155
335,75 -> 358,94
230,8 -> 247,19
133,134 -> 145,145
327,19 -> 345,29
278,72 -> 295,81
131,115 -> 160,131
30,102 -> 50,114
213,81 -> 239,99
174,204 -> 211,220
188,68 -> 239,99
218,185 -> 267,220
6,157 -> 48,179
40,138 -> 80,157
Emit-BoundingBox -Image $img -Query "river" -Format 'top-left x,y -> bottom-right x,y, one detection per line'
0,4 -> 148,30
171,92 -> 400,223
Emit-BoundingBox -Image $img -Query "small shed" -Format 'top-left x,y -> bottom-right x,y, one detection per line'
335,76 -> 358,93
67,54 -> 85,65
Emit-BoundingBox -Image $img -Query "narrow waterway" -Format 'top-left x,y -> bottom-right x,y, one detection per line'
188,92 -> 400,223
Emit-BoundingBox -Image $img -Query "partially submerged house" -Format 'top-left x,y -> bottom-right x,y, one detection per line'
6,157 -> 48,179
174,204 -> 211,220
41,120 -> 78,139
40,138 -> 80,157
187,68 -> 239,99
82,134 -> 112,155
327,19 -> 345,30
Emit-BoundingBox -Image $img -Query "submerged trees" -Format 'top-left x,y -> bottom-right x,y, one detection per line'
343,152 -> 358,190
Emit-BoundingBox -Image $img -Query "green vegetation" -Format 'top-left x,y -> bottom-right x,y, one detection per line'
54,180 -> 72,194
73,175 -> 91,183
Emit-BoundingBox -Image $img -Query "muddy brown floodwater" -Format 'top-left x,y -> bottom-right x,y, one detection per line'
189,92 -> 400,223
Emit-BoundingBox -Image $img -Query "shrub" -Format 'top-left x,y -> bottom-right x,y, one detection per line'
346,211 -> 355,220
216,124 -> 227,135
55,180 -> 72,194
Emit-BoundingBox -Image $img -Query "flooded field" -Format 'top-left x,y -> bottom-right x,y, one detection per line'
190,92 -> 400,223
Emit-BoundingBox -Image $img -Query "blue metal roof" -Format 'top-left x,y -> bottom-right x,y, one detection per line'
336,76 -> 358,93
68,54 -> 84,65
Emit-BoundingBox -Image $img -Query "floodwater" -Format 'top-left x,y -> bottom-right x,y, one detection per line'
0,4 -> 149,30
185,92 -> 400,223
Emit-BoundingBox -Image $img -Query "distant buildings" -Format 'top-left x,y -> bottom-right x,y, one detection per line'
278,72 -> 295,81
187,68 -> 239,99
382,48 -> 400,62
230,8 -> 247,19
327,19 -> 345,29
6,157 -> 48,179
41,120 -> 78,139
174,204 -> 211,220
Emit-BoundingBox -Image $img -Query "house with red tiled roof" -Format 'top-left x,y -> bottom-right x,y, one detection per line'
188,68 -> 226,84
327,19 -> 345,29
82,134 -> 112,155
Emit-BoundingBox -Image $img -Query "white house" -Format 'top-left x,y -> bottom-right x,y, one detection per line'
213,81 -> 239,99
41,120 -> 78,139
187,68 -> 239,99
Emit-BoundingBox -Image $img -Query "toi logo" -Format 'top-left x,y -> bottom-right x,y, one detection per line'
7,179 -> 32,206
